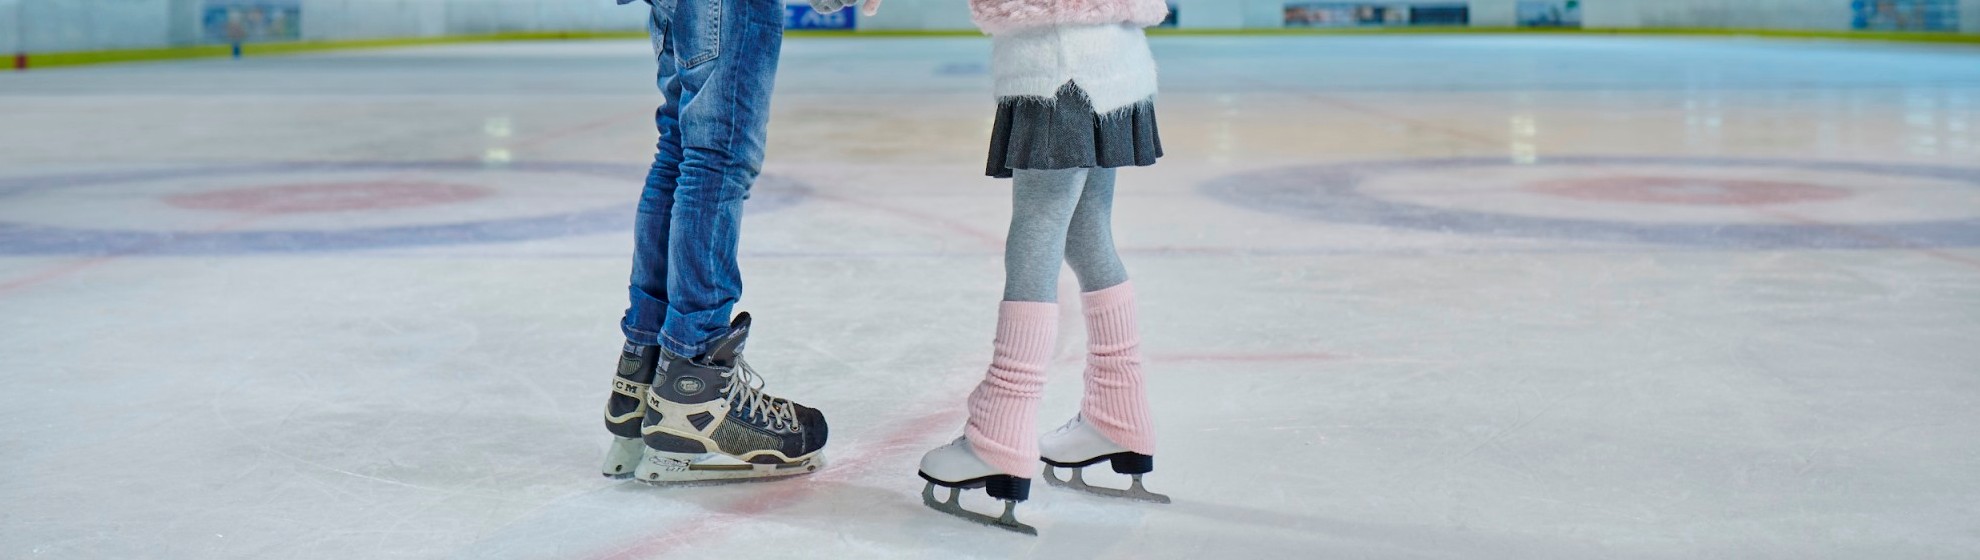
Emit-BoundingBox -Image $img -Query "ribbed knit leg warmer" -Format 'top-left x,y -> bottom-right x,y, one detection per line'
964,301 -> 1058,476
1079,281 -> 1154,455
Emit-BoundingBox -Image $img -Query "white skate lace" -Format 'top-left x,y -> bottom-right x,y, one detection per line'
727,359 -> 802,432
1049,415 -> 1082,436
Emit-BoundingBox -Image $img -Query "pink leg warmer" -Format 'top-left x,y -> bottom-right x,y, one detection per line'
964,301 -> 1058,477
1080,281 -> 1156,455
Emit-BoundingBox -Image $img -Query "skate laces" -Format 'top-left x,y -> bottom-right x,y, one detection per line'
727,359 -> 801,432
1048,415 -> 1082,436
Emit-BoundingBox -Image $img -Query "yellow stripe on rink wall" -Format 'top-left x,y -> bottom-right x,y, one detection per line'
10,27 -> 1978,71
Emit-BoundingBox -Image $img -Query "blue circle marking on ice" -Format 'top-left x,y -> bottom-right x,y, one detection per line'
0,161 -> 810,255
1201,156 -> 1980,249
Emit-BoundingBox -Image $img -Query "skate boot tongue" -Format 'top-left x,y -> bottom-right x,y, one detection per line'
701,313 -> 752,368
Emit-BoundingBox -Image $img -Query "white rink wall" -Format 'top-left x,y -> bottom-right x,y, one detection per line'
2,0 -> 178,53
1,0 -> 1974,54
883,0 -> 1980,31
0,0 -> 642,54
860,0 -> 1980,32
1582,0 -> 1858,31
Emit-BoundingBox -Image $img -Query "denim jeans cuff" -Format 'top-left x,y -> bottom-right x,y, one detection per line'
620,319 -> 663,349
659,329 -> 710,358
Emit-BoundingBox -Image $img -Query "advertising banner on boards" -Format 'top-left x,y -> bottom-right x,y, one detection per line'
202,0 -> 302,43
1851,0 -> 1959,31
785,3 -> 857,30
1285,2 -> 1469,27
1517,0 -> 1582,28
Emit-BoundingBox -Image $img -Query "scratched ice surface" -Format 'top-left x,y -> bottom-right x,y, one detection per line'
3,35 -> 1979,559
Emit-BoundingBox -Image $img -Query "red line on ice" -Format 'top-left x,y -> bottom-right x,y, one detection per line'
810,190 -> 1005,248
1152,351 -> 1346,363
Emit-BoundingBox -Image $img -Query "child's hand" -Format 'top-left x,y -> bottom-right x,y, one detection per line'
810,0 -> 882,17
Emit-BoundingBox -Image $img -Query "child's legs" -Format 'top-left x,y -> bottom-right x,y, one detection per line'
1066,169 -> 1153,455
963,167 -> 1089,475
1064,167 -> 1128,293
657,0 -> 784,357
621,2 -> 689,348
1002,168 -> 1090,303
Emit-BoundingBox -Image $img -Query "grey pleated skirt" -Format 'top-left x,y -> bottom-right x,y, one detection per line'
985,82 -> 1163,179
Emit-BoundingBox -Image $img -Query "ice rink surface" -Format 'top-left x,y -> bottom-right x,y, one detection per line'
3,33 -> 1979,559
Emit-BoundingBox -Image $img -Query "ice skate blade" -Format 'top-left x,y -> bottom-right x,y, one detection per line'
920,483 -> 1037,536
633,449 -> 823,485
600,436 -> 645,479
1043,467 -> 1172,504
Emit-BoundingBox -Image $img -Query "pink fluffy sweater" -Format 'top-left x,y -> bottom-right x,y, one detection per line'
969,0 -> 1171,35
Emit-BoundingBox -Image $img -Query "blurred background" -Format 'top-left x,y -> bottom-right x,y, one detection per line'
1,0 -> 1973,62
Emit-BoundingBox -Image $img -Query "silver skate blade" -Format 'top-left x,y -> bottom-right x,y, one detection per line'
921,482 -> 1038,536
634,449 -> 824,485
1043,467 -> 1172,504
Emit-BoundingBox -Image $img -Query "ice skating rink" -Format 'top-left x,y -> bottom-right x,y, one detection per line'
4,34 -> 1979,559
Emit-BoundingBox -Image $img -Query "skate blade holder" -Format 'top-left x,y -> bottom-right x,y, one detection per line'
1042,453 -> 1171,504
636,450 -> 822,485
601,436 -> 646,479
919,474 -> 1038,536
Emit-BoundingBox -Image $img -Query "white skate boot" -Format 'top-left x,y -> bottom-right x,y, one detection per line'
1039,415 -> 1170,503
917,437 -> 1036,535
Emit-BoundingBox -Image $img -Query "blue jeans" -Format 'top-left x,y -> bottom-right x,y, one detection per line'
618,0 -> 783,357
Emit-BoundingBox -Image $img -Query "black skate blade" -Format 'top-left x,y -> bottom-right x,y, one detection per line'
1043,466 -> 1172,504
920,483 -> 1038,536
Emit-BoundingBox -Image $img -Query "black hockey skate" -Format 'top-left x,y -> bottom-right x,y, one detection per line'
635,313 -> 828,483
600,341 -> 660,478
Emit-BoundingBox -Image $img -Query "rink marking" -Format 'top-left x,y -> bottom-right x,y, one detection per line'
1202,156 -> 1980,250
809,190 -> 1004,247
1526,176 -> 1854,206
164,180 -> 496,214
0,162 -> 812,256
504,108 -> 648,154
1749,207 -> 1980,271
0,212 -> 273,296
1154,351 -> 1346,363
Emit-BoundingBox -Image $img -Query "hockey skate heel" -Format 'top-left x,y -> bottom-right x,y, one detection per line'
601,342 -> 661,479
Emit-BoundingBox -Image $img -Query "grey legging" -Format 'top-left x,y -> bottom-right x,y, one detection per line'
1002,167 -> 1130,302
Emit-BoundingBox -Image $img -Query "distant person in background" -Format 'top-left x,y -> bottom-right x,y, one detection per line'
814,0 -> 1170,534
596,0 -> 845,484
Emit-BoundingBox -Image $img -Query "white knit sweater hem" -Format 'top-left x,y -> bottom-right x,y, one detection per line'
990,23 -> 1158,114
